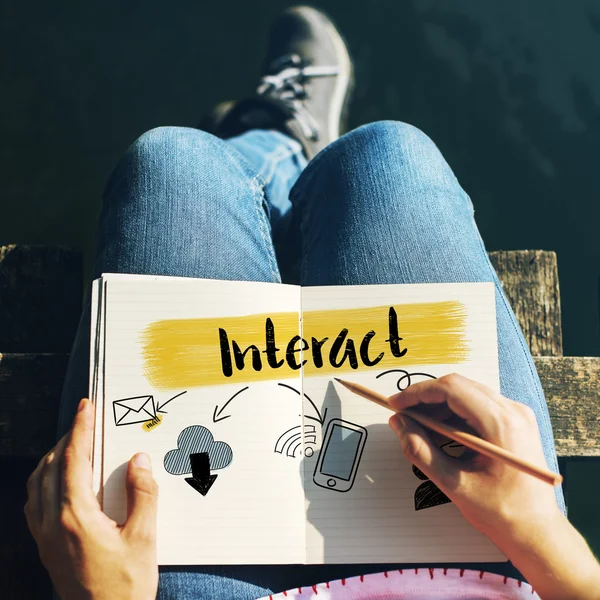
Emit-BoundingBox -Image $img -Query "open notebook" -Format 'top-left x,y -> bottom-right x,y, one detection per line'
89,274 -> 505,565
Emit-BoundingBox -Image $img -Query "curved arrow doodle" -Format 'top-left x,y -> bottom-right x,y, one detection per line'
212,386 -> 249,423
157,390 -> 187,414
212,383 -> 326,426
277,382 -> 327,426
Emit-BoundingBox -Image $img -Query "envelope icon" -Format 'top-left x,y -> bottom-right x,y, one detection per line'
113,395 -> 156,427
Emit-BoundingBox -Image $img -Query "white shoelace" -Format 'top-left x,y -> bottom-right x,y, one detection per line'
256,54 -> 340,140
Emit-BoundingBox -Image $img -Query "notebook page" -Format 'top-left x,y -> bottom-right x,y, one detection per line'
93,272 -> 215,494
93,274 -> 200,499
300,282 -> 505,564
93,272 -> 255,502
100,276 -> 305,565
89,278 -> 103,497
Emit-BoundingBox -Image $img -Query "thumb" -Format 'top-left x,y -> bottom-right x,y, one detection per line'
389,414 -> 457,490
122,453 -> 158,545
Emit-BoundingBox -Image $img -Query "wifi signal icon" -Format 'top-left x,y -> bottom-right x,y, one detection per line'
274,424 -> 317,458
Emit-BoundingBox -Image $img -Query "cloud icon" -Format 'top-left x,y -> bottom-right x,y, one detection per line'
164,425 -> 233,475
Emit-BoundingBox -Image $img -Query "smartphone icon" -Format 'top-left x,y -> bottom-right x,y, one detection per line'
313,418 -> 368,492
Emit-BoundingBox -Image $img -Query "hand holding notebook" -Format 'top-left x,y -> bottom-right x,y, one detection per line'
23,399 -> 159,600
25,369 -> 592,600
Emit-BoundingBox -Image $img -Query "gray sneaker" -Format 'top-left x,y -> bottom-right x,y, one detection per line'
200,6 -> 353,159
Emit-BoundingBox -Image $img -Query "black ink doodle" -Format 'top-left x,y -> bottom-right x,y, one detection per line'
156,391 -> 187,414
185,452 -> 218,496
412,442 -> 467,510
412,464 -> 451,510
273,383 -> 325,459
274,424 -> 317,458
375,369 -> 437,391
312,419 -> 368,493
277,382 -> 327,426
414,479 -> 451,511
113,391 -> 188,427
113,395 -> 156,427
218,307 -> 408,377
375,369 -> 453,510
164,425 -> 233,475
212,386 -> 250,423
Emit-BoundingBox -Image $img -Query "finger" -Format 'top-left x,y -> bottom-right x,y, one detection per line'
40,434 -> 69,528
122,453 -> 158,547
388,374 -> 505,439
61,399 -> 96,507
389,414 -> 457,491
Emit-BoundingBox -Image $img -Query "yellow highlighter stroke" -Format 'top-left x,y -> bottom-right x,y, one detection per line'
141,301 -> 469,390
142,413 -> 163,432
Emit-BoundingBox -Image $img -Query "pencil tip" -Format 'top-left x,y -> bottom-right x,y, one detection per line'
333,377 -> 343,383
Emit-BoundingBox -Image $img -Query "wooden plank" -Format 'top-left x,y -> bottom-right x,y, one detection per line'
535,356 -> 600,457
0,245 -> 82,353
0,353 -> 69,457
489,250 -> 563,357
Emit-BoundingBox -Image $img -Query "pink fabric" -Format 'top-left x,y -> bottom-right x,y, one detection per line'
259,569 -> 540,599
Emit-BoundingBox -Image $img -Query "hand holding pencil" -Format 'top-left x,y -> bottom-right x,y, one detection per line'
336,373 -> 565,548
334,376 -> 562,486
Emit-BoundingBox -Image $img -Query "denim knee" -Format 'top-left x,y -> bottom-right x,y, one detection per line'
96,124 -> 280,282
328,120 -> 449,175
129,125 -> 220,162
341,120 -> 442,164
293,120 -> 471,216
103,126 -> 258,206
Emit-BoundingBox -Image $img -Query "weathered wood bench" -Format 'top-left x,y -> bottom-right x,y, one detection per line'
0,245 -> 598,598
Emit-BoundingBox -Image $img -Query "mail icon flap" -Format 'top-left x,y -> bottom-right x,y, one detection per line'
113,395 -> 156,426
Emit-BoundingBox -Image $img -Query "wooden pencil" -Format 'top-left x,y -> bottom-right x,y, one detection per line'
333,377 -> 563,487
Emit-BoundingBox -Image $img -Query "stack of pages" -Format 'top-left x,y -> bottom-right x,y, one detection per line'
89,273 -> 505,565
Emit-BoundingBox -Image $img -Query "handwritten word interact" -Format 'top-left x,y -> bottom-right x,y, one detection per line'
219,307 -> 407,377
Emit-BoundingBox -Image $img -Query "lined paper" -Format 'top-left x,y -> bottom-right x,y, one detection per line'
96,275 -> 304,565
300,283 -> 504,563
90,276 -> 505,565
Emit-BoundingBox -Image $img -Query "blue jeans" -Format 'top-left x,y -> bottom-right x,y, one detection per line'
58,121 -> 566,599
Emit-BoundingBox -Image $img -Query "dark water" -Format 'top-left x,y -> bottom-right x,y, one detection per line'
2,0 -> 598,553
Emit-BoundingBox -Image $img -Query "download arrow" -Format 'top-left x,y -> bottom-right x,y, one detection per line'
185,452 -> 218,496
